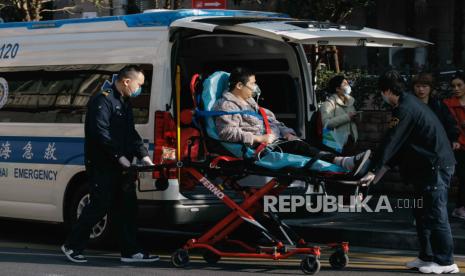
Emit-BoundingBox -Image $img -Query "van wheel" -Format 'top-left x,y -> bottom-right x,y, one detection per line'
67,183 -> 113,247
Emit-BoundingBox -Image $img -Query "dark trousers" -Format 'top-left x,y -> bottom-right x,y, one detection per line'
65,168 -> 140,256
410,166 -> 455,265
278,140 -> 337,163
455,150 -> 465,208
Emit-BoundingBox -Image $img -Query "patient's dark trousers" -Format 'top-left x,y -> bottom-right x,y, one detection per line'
278,140 -> 336,163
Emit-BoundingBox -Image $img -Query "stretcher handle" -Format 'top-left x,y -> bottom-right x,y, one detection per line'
334,180 -> 368,187
127,164 -> 174,192
127,164 -> 174,172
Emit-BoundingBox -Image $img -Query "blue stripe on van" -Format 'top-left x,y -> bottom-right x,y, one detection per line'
0,9 -> 289,29
0,136 -> 85,165
0,136 -> 154,165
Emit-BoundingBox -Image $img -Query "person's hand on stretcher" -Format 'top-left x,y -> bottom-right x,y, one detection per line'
253,134 -> 276,144
359,166 -> 390,186
360,172 -> 375,185
253,133 -> 299,145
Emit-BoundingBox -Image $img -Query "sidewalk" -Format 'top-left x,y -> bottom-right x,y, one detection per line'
284,197 -> 465,254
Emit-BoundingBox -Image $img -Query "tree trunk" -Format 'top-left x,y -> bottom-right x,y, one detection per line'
33,0 -> 42,21
332,46 -> 340,73
453,0 -> 464,67
405,0 -> 415,72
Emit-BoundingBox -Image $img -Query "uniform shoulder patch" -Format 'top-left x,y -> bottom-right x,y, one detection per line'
389,117 -> 400,128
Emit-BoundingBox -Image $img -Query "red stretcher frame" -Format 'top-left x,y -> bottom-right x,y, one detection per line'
170,165 -> 350,274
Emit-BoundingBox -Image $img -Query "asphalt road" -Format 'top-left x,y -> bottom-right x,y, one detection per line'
0,219 -> 464,276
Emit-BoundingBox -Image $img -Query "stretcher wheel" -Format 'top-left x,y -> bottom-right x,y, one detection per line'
203,250 -> 221,264
300,255 -> 320,275
329,251 -> 349,269
171,249 -> 190,268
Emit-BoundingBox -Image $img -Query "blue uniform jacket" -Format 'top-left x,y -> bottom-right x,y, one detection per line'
84,85 -> 148,171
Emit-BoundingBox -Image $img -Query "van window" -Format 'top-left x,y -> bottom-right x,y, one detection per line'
0,64 -> 153,124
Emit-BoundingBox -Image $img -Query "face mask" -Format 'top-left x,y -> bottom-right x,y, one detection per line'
343,85 -> 352,95
251,85 -> 261,98
381,93 -> 390,104
130,87 -> 142,98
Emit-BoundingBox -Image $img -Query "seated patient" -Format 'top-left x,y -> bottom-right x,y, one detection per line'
213,67 -> 371,176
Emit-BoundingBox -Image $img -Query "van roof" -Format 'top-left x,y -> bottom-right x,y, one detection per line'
0,9 -> 289,30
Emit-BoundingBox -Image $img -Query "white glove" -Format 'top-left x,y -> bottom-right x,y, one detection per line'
141,156 -> 154,166
118,156 -> 131,168
360,171 -> 375,185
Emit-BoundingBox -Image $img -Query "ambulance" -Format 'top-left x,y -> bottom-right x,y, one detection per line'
0,9 -> 429,243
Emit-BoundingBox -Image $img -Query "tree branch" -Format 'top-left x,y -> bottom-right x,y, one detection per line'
338,7 -> 354,23
0,4 -> 15,10
40,5 -> 77,14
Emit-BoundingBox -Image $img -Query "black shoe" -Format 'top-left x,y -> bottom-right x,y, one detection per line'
352,150 -> 371,176
61,245 -> 87,263
121,252 -> 160,263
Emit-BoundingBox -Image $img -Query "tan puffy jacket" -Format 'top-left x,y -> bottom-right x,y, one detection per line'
320,94 -> 358,142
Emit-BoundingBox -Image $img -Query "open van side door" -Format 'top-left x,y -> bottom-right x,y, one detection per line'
170,16 -> 431,116
170,16 -> 431,141
170,17 -> 431,48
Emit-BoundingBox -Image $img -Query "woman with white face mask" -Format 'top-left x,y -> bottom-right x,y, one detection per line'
320,75 -> 359,154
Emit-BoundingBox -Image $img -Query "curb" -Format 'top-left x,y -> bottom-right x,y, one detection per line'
288,221 -> 465,254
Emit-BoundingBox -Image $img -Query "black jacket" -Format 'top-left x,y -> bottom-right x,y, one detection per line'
427,96 -> 459,143
371,93 -> 456,172
84,85 -> 148,171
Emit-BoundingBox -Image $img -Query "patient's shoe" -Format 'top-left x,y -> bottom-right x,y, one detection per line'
352,150 -> 371,176
451,207 -> 465,220
336,150 -> 371,176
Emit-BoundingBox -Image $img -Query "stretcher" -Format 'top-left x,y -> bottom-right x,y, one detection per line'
131,71 -> 371,274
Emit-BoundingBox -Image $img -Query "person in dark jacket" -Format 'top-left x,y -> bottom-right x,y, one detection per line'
444,71 -> 465,221
61,66 -> 159,263
360,70 -> 459,274
412,72 -> 459,145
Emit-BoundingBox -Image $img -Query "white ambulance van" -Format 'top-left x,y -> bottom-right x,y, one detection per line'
0,9 -> 429,243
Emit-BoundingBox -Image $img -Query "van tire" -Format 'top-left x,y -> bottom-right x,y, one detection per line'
66,182 -> 114,247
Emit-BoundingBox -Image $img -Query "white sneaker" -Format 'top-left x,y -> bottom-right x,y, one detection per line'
451,207 -> 465,220
61,245 -> 87,263
120,252 -> 159,263
406,257 -> 433,269
419,262 -> 460,274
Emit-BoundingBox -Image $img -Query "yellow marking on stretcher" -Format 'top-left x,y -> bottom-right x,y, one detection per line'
176,65 -> 182,180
